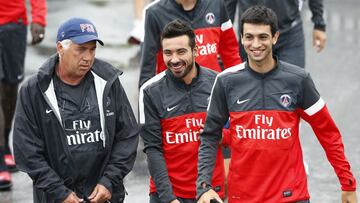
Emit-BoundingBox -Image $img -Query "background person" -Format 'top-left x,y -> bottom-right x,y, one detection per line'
0,0 -> 46,190
138,0 -> 242,87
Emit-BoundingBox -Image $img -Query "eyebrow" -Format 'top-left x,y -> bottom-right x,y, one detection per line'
163,48 -> 187,52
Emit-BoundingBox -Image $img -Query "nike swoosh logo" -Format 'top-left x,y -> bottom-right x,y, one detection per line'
237,98 -> 250,104
46,109 -> 53,114
167,105 -> 178,112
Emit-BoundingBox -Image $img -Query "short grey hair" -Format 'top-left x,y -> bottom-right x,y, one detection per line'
60,39 -> 72,50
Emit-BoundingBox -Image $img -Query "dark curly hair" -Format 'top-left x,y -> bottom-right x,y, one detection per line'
240,5 -> 278,36
161,19 -> 196,49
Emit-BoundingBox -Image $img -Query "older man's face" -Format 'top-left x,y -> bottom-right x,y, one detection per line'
58,40 -> 97,81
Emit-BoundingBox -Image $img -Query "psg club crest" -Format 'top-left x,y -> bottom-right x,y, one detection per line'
205,13 -> 215,25
280,94 -> 291,108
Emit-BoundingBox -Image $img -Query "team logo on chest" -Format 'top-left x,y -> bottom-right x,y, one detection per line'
280,94 -> 291,108
205,13 -> 215,25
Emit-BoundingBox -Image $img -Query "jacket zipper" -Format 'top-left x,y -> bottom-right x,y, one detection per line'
262,76 -> 265,108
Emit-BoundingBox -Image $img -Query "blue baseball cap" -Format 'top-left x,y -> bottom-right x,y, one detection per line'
57,17 -> 104,45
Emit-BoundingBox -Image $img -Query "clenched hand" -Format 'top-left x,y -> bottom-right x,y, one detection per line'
30,23 -> 45,45
88,184 -> 112,203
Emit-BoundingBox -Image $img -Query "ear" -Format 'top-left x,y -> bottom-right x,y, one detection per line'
240,34 -> 245,45
272,31 -> 280,45
193,46 -> 198,57
56,41 -> 65,56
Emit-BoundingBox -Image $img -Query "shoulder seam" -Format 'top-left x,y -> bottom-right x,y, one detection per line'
218,62 -> 246,77
139,71 -> 166,124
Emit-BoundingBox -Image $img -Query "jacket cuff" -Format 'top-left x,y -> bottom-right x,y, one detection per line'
162,195 -> 178,203
341,177 -> 357,191
196,182 -> 212,200
314,23 -> 326,32
156,189 -> 177,203
99,176 -> 113,194
342,185 -> 357,191
52,186 -> 72,202
31,20 -> 46,27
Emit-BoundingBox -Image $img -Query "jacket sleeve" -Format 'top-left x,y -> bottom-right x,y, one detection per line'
197,76 -> 229,199
218,0 -> 242,69
99,79 -> 140,193
224,0 -> 237,23
297,74 -> 356,191
30,0 -> 47,26
138,9 -> 162,88
221,128 -> 231,147
139,89 -> 177,203
308,0 -> 326,31
13,84 -> 71,202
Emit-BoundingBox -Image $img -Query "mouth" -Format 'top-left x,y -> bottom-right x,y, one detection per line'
250,49 -> 264,57
79,64 -> 90,69
169,62 -> 185,71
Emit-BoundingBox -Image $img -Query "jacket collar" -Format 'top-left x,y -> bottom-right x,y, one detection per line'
245,55 -> 280,78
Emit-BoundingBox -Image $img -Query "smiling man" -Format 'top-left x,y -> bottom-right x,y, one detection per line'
139,19 -> 226,203
197,6 -> 357,203
12,18 -> 139,203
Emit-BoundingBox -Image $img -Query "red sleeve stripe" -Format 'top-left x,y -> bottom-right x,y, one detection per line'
221,19 -> 233,31
139,71 -> 167,124
304,97 -> 325,116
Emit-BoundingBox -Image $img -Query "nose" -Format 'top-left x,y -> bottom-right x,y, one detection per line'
170,53 -> 180,63
252,37 -> 261,48
82,49 -> 93,61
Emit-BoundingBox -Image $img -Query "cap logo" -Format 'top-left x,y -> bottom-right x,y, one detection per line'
80,23 -> 95,33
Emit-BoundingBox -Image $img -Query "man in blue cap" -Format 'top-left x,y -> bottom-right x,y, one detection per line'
12,17 -> 139,203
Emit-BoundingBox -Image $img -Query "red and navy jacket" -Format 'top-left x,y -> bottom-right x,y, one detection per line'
197,60 -> 357,203
0,0 -> 46,26
139,65 -> 225,202
139,0 -> 242,87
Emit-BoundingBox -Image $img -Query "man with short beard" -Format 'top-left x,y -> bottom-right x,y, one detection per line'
139,19 -> 226,203
138,0 -> 242,87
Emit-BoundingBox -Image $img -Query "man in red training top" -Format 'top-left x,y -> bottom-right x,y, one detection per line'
197,6 -> 357,203
139,19 -> 226,203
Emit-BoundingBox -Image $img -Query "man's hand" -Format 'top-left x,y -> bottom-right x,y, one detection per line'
197,189 -> 223,203
62,192 -> 83,203
88,184 -> 112,203
170,199 -> 181,203
341,191 -> 358,203
30,23 -> 45,45
312,29 -> 326,52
